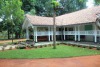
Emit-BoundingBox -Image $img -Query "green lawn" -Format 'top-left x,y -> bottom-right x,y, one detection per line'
0,45 -> 100,59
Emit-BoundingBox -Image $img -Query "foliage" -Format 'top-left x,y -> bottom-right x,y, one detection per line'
0,0 -> 24,39
97,46 -> 100,50
51,0 -> 60,9
27,9 -> 36,15
94,0 -> 100,5
21,0 -> 87,16
21,0 -> 36,13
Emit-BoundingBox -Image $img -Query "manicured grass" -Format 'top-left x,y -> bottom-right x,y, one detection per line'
0,45 -> 100,59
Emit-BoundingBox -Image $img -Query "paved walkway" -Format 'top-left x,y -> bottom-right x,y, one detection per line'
0,55 -> 100,67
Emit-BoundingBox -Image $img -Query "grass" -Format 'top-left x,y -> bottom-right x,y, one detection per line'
0,45 -> 100,59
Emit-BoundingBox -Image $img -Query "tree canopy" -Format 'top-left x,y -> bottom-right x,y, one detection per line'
0,0 -> 24,39
21,0 -> 87,16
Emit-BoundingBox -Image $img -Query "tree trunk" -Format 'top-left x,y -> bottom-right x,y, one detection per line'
8,29 -> 10,39
53,10 -> 56,49
11,25 -> 14,43
15,32 -> 19,39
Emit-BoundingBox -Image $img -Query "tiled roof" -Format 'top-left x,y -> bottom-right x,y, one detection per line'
25,6 -> 100,26
26,15 -> 53,26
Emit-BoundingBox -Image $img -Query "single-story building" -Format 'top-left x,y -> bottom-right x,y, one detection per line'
22,6 -> 100,43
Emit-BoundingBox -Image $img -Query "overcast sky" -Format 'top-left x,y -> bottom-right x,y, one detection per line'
86,0 -> 94,8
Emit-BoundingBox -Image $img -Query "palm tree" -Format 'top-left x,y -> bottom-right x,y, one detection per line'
51,0 -> 63,49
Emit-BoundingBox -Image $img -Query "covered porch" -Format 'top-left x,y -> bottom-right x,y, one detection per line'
23,6 -> 100,43
25,23 -> 100,43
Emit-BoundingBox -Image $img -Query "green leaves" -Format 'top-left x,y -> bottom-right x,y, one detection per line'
51,0 -> 60,9
95,0 -> 100,5
0,0 -> 24,39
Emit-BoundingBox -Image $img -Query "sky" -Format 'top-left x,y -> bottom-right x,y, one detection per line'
86,0 -> 95,8
0,18 -> 3,22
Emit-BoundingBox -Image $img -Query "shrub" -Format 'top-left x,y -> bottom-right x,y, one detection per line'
44,45 -> 47,47
89,46 -> 94,49
82,45 -> 86,48
57,43 -> 60,45
72,44 -> 75,46
17,45 -> 26,49
34,46 -> 37,48
97,46 -> 100,50
40,45 -> 43,48
78,45 -> 81,47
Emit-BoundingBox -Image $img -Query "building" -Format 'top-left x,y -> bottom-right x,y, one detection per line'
22,6 -> 100,43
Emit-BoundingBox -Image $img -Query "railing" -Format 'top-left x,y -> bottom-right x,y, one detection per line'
97,30 -> 100,36
37,30 -> 100,36
80,31 -> 94,35
65,30 -> 100,35
37,31 -> 48,36
37,31 -> 62,36
65,31 -> 76,35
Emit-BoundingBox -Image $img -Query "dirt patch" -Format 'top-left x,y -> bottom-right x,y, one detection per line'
0,39 -> 26,44
0,55 -> 100,67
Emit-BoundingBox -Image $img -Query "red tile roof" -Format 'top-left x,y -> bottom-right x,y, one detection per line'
25,6 -> 100,26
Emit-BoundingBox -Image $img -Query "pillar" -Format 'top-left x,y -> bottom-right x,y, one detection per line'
63,27 -> 65,40
33,27 -> 35,42
74,26 -> 77,41
94,24 -> 97,42
51,27 -> 53,41
35,27 -> 37,42
26,27 -> 29,40
78,25 -> 80,41
48,27 -> 51,41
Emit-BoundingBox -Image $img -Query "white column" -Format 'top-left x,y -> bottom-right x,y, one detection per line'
78,25 -> 80,41
63,27 -> 65,40
51,27 -> 53,41
48,27 -> 51,41
26,27 -> 29,40
94,24 -> 97,42
74,26 -> 77,41
35,27 -> 37,42
34,27 -> 35,42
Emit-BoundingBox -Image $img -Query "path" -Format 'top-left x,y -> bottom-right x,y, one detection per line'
0,55 -> 100,67
0,39 -> 26,44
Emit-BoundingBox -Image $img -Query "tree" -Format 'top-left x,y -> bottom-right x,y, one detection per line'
21,0 -> 87,16
0,0 -> 24,42
59,0 -> 87,15
94,0 -> 100,5
51,0 -> 61,49
21,0 -> 36,13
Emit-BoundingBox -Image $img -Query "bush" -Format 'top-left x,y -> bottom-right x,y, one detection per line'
97,46 -> 100,50
78,45 -> 81,47
82,45 -> 86,48
17,45 -> 26,49
89,46 -> 94,49
34,46 -> 38,48
39,45 -> 43,48
57,43 -> 60,45
72,44 -> 75,46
